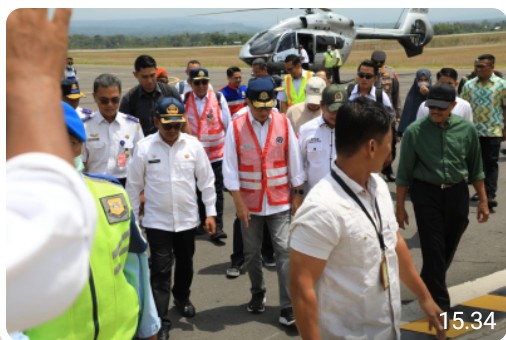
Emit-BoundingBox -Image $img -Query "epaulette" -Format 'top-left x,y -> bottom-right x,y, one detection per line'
126,114 -> 140,123
83,172 -> 122,186
81,108 -> 93,115
81,115 -> 94,123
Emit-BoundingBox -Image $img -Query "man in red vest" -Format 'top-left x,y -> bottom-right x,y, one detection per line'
223,77 -> 305,327
184,68 -> 232,241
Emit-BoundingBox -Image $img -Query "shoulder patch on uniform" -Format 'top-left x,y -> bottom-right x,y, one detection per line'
81,108 -> 93,115
100,194 -> 129,224
126,114 -> 140,123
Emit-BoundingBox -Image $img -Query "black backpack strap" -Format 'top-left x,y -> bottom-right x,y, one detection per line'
127,86 -> 139,115
375,87 -> 383,104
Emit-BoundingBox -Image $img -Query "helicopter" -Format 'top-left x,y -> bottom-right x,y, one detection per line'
237,8 -> 433,73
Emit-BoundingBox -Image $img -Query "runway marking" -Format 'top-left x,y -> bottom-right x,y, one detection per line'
401,317 -> 477,337
461,295 -> 506,313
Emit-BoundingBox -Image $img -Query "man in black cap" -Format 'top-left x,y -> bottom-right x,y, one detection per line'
396,83 -> 489,312
223,77 -> 304,327
61,79 -> 94,121
126,97 -> 217,339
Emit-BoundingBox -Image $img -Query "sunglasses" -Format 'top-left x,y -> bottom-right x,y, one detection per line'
193,79 -> 209,86
161,123 -> 183,130
357,72 -> 375,79
98,97 -> 120,105
474,64 -> 490,69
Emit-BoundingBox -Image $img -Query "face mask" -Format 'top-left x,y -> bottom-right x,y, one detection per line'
74,156 -> 85,173
418,81 -> 429,88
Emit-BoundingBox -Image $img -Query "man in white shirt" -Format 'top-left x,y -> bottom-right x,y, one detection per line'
286,76 -> 326,134
298,44 -> 310,70
299,84 -> 347,191
82,73 -> 144,187
289,97 -> 445,340
416,67 -> 473,122
184,67 -> 231,241
126,97 -> 216,339
223,77 -> 305,327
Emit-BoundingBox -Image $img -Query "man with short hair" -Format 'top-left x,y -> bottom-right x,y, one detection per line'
126,97 -> 217,340
177,59 -> 214,98
290,97 -> 445,340
417,67 -> 473,122
223,77 -> 304,326
286,76 -> 326,134
61,78 -> 94,121
461,54 -> 506,210
119,55 -> 180,136
64,56 -> 78,80
82,73 -> 144,187
278,54 -> 313,113
298,44 -> 310,70
315,68 -> 331,86
322,45 -> 341,84
220,66 -> 247,117
184,68 -> 231,241
299,84 -> 347,190
252,58 -> 269,78
396,84 -> 489,312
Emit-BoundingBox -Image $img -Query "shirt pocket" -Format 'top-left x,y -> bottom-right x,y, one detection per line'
306,142 -> 324,162
146,161 -> 165,182
173,160 -> 196,181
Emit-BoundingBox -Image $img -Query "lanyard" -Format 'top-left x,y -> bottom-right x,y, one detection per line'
330,170 -> 386,251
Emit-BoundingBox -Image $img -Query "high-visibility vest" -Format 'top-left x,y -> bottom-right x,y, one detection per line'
25,176 -> 139,339
233,111 -> 290,212
185,90 -> 226,161
285,71 -> 312,108
324,50 -> 337,68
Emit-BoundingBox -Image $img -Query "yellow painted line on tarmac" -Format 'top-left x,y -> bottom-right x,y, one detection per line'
460,294 -> 506,312
401,317 -> 478,337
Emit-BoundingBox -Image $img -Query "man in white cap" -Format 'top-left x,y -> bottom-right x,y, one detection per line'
286,76 -> 326,135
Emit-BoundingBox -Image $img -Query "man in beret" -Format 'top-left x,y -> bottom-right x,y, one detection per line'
126,97 -> 217,340
396,84 -> 489,312
223,77 -> 304,326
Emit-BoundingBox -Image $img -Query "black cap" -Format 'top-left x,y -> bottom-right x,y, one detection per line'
371,50 -> 386,63
425,84 -> 456,109
61,79 -> 86,99
322,84 -> 348,112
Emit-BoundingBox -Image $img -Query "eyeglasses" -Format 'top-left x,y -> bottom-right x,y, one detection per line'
161,123 -> 183,130
357,72 -> 375,79
193,79 -> 209,86
474,64 -> 491,69
98,97 -> 120,105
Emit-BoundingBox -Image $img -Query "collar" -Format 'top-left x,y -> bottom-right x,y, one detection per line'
155,131 -> 187,145
247,107 -> 272,125
97,111 -> 118,124
332,162 -> 379,198
193,90 -> 209,101
317,114 -> 333,129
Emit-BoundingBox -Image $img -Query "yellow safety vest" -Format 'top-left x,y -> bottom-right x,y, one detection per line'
285,71 -> 312,107
26,176 -> 139,339
324,50 -> 337,68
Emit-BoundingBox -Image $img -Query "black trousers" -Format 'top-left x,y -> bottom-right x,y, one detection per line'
410,180 -> 469,311
332,67 -> 341,84
230,217 -> 274,266
145,227 -> 195,324
198,160 -> 224,231
479,137 -> 501,199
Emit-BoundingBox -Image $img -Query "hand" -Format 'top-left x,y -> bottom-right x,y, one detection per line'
419,86 -> 430,95
139,191 -> 145,217
419,298 -> 446,340
291,194 -> 303,215
395,206 -> 409,229
477,202 -> 490,223
204,216 -> 216,235
235,201 -> 251,228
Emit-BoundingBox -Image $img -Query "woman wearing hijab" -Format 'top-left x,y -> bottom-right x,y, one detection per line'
398,68 -> 432,136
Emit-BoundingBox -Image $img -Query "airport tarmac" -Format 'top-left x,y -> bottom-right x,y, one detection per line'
74,65 -> 506,339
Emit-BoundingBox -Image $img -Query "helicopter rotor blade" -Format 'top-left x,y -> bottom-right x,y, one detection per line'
190,8 -> 283,16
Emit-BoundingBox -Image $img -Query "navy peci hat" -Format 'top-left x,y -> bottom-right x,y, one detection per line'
247,77 -> 276,109
189,68 -> 210,80
156,97 -> 186,124
61,79 -> 86,99
63,101 -> 86,142
425,84 -> 456,109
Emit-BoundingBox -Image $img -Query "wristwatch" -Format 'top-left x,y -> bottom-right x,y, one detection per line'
293,188 -> 305,196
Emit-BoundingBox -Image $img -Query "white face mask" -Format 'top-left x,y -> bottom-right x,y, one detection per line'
74,156 -> 85,173
418,81 -> 430,88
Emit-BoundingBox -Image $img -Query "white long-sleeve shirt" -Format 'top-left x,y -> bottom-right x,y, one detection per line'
6,153 -> 97,332
416,97 -> 473,122
126,132 -> 216,232
223,107 -> 305,216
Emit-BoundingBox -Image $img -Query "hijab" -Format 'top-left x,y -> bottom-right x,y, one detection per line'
398,68 -> 432,135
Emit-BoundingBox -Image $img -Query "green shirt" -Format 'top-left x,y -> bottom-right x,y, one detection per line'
461,73 -> 506,137
396,114 -> 484,186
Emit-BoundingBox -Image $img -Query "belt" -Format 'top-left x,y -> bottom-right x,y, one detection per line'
414,179 -> 464,190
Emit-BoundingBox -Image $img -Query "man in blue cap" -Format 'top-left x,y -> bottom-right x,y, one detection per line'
223,77 -> 304,326
126,97 -> 217,340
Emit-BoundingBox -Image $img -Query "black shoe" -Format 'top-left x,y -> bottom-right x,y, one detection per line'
262,255 -> 276,268
279,307 -> 296,326
385,173 -> 396,182
210,229 -> 228,240
471,193 -> 479,202
157,324 -> 170,340
488,197 -> 498,209
195,225 -> 206,235
501,148 -> 506,155
174,298 -> 196,317
226,263 -> 244,278
247,292 -> 266,313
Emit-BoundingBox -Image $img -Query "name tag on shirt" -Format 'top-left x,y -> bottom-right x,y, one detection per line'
148,159 -> 161,164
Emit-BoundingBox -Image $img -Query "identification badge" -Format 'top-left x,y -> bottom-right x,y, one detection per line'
380,254 -> 390,290
100,194 -> 129,224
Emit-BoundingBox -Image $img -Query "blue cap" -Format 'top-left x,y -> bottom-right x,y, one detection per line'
156,97 -> 186,124
189,68 -> 210,80
247,77 -> 276,108
63,101 -> 86,142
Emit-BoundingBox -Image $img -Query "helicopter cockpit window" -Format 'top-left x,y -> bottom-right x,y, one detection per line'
316,36 -> 335,53
249,28 -> 284,55
277,33 -> 296,52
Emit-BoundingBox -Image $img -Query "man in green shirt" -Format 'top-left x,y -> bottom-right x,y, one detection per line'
395,84 -> 489,312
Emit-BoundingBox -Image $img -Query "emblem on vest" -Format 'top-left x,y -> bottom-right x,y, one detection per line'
100,194 -> 129,224
276,137 -> 284,144
240,144 -> 255,150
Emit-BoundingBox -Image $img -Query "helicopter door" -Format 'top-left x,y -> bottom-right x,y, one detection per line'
272,32 -> 297,63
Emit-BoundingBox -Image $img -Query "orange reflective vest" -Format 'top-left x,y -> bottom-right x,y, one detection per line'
186,91 -> 226,161
285,71 -> 312,107
233,111 -> 290,212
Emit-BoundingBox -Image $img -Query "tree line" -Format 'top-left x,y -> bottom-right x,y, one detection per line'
69,21 -> 505,49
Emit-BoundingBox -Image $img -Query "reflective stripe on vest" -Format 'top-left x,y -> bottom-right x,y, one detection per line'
25,176 -> 139,339
185,90 -> 226,161
233,111 -> 290,212
285,71 -> 312,108
324,50 -> 337,68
